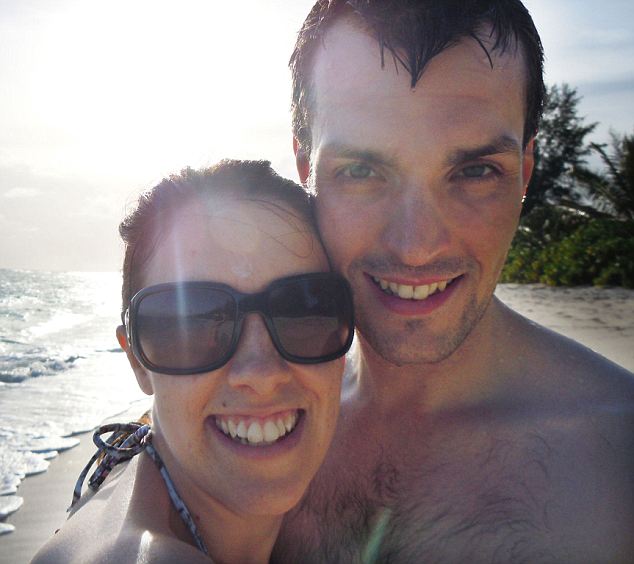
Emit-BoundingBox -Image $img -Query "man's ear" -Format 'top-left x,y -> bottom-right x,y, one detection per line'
522,137 -> 535,199
293,137 -> 311,186
116,325 -> 154,396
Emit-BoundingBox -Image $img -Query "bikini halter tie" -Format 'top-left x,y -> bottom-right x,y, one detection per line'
71,422 -> 209,556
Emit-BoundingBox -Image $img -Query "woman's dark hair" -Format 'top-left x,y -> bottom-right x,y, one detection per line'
119,159 -> 312,313
290,0 -> 545,152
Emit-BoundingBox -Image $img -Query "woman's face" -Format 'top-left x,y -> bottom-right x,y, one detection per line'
129,194 -> 343,517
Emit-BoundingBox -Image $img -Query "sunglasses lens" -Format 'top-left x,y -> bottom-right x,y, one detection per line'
135,287 -> 235,372
268,277 -> 353,360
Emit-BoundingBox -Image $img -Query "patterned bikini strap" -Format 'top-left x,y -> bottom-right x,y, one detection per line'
70,422 -> 209,556
71,422 -> 148,506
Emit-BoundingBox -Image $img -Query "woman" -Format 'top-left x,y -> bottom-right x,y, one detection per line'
33,160 -> 354,563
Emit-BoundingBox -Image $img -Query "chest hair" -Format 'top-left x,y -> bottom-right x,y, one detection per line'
273,429 -> 558,564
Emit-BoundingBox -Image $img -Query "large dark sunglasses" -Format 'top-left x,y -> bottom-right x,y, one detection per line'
124,272 -> 354,375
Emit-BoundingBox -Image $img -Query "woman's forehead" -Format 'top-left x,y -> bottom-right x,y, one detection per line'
142,196 -> 328,288
176,196 -> 317,258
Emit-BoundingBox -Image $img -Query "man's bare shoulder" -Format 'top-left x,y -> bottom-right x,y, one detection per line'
499,300 -> 634,468
492,302 -> 634,557
499,299 -> 634,398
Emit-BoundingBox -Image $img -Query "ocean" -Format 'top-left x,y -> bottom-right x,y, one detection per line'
0,269 -> 147,534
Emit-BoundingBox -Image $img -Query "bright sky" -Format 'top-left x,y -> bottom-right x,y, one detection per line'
1,0 -> 633,272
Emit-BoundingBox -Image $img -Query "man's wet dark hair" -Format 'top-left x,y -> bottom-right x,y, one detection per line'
290,0 -> 545,152
119,159 -> 313,313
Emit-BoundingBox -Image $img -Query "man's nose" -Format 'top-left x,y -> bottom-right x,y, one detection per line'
226,314 -> 292,395
381,183 -> 451,266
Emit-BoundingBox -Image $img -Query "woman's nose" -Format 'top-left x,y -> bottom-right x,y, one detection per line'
226,314 -> 292,395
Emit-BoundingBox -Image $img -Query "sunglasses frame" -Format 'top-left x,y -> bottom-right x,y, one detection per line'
125,272 -> 355,375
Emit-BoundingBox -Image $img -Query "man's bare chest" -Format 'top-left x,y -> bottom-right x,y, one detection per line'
276,427 -> 558,563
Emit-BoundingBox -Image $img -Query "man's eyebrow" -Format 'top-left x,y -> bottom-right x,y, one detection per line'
319,144 -> 398,168
445,136 -> 522,167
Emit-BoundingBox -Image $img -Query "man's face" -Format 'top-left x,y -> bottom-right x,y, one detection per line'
297,19 -> 534,366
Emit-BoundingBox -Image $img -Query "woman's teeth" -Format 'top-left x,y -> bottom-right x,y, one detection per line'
372,276 -> 453,300
215,411 -> 299,446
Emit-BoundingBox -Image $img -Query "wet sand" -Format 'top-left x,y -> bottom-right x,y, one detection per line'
1,285 -> 633,563
0,428 -> 98,564
0,400 -> 152,564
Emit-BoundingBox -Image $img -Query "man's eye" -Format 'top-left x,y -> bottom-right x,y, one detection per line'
341,163 -> 376,179
460,164 -> 496,179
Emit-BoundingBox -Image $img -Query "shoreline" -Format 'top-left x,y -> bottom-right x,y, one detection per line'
0,429 -> 97,564
0,399 -> 152,564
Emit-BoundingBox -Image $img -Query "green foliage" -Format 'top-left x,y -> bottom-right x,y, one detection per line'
501,206 -> 585,283
503,83 -> 634,287
524,84 -> 597,215
582,131 -> 634,220
516,205 -> 587,246
502,215 -> 634,288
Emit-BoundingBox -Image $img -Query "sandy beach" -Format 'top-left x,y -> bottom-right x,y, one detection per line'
0,400 -> 152,564
0,428 -> 98,564
1,285 -> 633,564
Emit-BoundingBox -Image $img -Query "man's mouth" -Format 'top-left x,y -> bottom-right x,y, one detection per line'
214,410 -> 301,447
371,276 -> 456,300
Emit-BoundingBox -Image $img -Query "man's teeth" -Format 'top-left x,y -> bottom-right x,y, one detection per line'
373,277 -> 452,300
215,411 -> 299,446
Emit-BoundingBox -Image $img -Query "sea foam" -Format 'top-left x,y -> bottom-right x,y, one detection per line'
0,269 -> 147,533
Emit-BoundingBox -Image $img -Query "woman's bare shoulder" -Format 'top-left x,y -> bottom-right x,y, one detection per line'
32,455 -> 210,563
32,526 -> 211,564
32,458 -> 135,563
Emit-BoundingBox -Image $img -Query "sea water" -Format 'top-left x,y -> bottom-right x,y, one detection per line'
0,269 -> 147,533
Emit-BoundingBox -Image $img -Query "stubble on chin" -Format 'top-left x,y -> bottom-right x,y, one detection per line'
356,289 -> 493,367
345,255 -> 479,366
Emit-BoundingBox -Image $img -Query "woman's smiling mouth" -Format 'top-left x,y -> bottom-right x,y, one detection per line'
214,410 -> 302,446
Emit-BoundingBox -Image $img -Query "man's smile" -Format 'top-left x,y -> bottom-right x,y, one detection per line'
363,272 -> 464,319
371,275 -> 457,300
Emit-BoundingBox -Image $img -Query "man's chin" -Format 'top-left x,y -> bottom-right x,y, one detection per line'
361,330 -> 467,366
356,297 -> 486,367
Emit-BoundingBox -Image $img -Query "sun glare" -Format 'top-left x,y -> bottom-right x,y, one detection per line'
27,0 -> 296,182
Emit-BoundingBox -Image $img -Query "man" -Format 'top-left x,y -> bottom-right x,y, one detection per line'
273,1 -> 634,562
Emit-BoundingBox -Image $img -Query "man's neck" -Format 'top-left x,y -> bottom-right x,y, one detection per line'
350,297 -> 510,417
